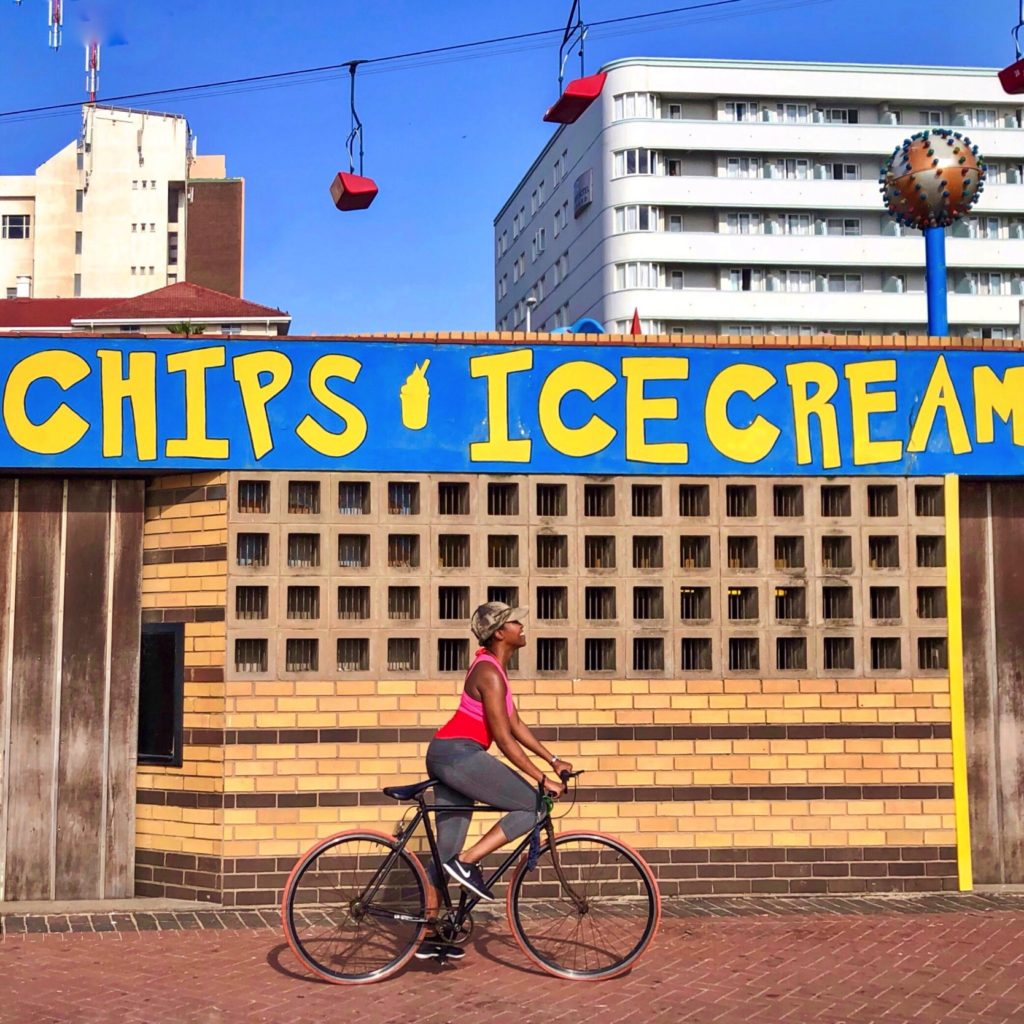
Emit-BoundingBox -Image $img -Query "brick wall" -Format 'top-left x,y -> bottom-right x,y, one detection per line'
185,179 -> 244,298
133,468 -> 957,905
135,472 -> 228,902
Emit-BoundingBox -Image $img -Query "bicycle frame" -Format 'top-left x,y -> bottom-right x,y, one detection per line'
356,792 -> 581,929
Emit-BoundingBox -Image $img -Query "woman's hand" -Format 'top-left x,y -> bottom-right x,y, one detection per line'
551,757 -> 574,779
542,775 -> 566,799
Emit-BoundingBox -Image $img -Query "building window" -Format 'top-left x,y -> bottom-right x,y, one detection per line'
76,189 -> 84,212
826,217 -> 861,236
138,623 -> 184,766
553,252 -> 569,285
776,102 -> 810,123
725,212 -> 761,235
831,163 -> 860,180
615,262 -> 659,289
73,274 -> 81,297
234,638 -> 268,674
613,149 -> 654,176
724,100 -> 759,122
615,205 -> 655,232
727,268 -> 764,292
827,274 -> 863,293
1,214 -> 30,239
725,156 -> 761,179
338,638 -> 370,672
824,107 -> 859,123
74,231 -> 82,255
774,158 -> 811,180
338,534 -> 370,567
613,92 -> 660,119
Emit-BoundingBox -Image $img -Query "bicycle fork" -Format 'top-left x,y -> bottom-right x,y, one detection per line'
543,818 -> 589,915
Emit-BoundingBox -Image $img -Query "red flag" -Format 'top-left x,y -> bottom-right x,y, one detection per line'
630,308 -> 641,336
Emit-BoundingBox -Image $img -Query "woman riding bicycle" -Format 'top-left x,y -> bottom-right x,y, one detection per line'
418,601 -> 573,960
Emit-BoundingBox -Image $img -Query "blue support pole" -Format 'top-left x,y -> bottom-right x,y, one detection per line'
924,225 -> 949,337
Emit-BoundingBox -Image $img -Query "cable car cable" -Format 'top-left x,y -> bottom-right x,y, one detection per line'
0,0 -> 814,122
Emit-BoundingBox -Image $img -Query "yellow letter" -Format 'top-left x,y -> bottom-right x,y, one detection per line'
538,361 -> 617,457
973,365 -> 1024,445
469,350 -> 533,462
3,350 -> 90,455
233,351 -> 293,459
295,354 -> 367,457
907,355 -> 972,455
704,364 -> 780,464
621,356 -> 688,464
785,361 -> 841,469
98,349 -> 156,460
165,347 -> 229,459
844,359 -> 903,466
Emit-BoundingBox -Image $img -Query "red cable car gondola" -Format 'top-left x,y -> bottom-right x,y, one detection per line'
331,62 -> 378,211
999,3 -> 1024,94
542,1 -> 605,125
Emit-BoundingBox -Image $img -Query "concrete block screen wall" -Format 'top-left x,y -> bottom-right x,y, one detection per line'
135,469 -> 956,904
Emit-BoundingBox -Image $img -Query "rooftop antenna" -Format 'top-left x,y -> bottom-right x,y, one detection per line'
85,40 -> 100,102
48,0 -> 62,51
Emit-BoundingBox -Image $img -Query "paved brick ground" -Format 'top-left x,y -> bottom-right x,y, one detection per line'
3,896 -> 1024,1023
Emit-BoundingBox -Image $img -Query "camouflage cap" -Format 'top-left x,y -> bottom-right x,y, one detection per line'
470,601 -> 529,643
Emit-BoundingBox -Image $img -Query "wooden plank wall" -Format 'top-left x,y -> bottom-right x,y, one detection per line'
960,481 -> 1024,885
0,478 -> 144,902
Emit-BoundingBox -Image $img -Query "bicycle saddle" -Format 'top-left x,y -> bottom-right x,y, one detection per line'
382,778 -> 437,801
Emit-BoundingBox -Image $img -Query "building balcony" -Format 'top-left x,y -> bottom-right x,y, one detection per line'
604,231 -> 1024,270
605,119 -> 1024,161
601,289 -> 1020,327
606,176 -> 1024,214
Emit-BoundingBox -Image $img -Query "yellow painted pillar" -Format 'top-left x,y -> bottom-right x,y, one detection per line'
944,473 -> 973,891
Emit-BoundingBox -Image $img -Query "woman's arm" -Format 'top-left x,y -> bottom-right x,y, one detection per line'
476,667 -> 545,782
476,667 -> 566,796
510,708 -> 573,774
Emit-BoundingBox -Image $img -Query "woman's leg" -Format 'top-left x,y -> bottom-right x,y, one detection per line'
424,780 -> 472,887
432,749 -> 543,864
425,739 -> 481,888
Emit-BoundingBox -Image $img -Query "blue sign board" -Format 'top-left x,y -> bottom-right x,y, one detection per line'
1,337 -> 1023,475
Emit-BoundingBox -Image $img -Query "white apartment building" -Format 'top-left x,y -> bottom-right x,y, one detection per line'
1,104 -> 243,301
494,58 -> 1024,338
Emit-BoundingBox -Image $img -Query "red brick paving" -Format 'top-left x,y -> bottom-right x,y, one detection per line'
3,909 -> 1024,1023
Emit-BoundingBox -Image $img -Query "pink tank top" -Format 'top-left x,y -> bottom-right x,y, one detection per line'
435,649 -> 515,749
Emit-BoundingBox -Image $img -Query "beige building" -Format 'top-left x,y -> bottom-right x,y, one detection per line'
0,104 -> 244,301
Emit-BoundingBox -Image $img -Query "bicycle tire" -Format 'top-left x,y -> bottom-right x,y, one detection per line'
281,829 -> 429,985
506,830 -> 661,981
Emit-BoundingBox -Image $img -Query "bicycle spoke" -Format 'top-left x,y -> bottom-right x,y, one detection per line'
284,833 -> 426,983
510,834 -> 659,979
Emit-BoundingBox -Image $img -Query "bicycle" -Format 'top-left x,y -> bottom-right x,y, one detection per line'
281,770 -> 661,984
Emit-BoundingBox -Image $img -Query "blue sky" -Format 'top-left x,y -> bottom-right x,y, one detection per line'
0,0 -> 1016,333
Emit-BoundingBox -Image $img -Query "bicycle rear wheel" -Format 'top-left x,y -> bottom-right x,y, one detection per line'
507,830 -> 661,981
281,829 -> 428,985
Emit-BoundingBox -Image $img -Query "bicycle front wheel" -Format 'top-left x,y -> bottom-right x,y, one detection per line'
507,830 -> 661,981
281,829 -> 428,985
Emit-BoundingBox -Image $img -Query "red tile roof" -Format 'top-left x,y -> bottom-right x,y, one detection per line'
0,298 -> 112,328
0,282 -> 288,329
82,282 -> 288,321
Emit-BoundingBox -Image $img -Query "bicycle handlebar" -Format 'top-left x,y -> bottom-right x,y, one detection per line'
538,768 -> 583,794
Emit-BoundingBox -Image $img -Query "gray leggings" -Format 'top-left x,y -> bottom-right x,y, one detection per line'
424,737 -> 543,885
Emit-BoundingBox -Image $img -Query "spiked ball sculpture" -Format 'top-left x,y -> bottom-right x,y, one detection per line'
879,129 -> 987,335
881,129 -> 986,229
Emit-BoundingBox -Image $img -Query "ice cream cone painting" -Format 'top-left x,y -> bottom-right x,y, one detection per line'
400,359 -> 430,430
